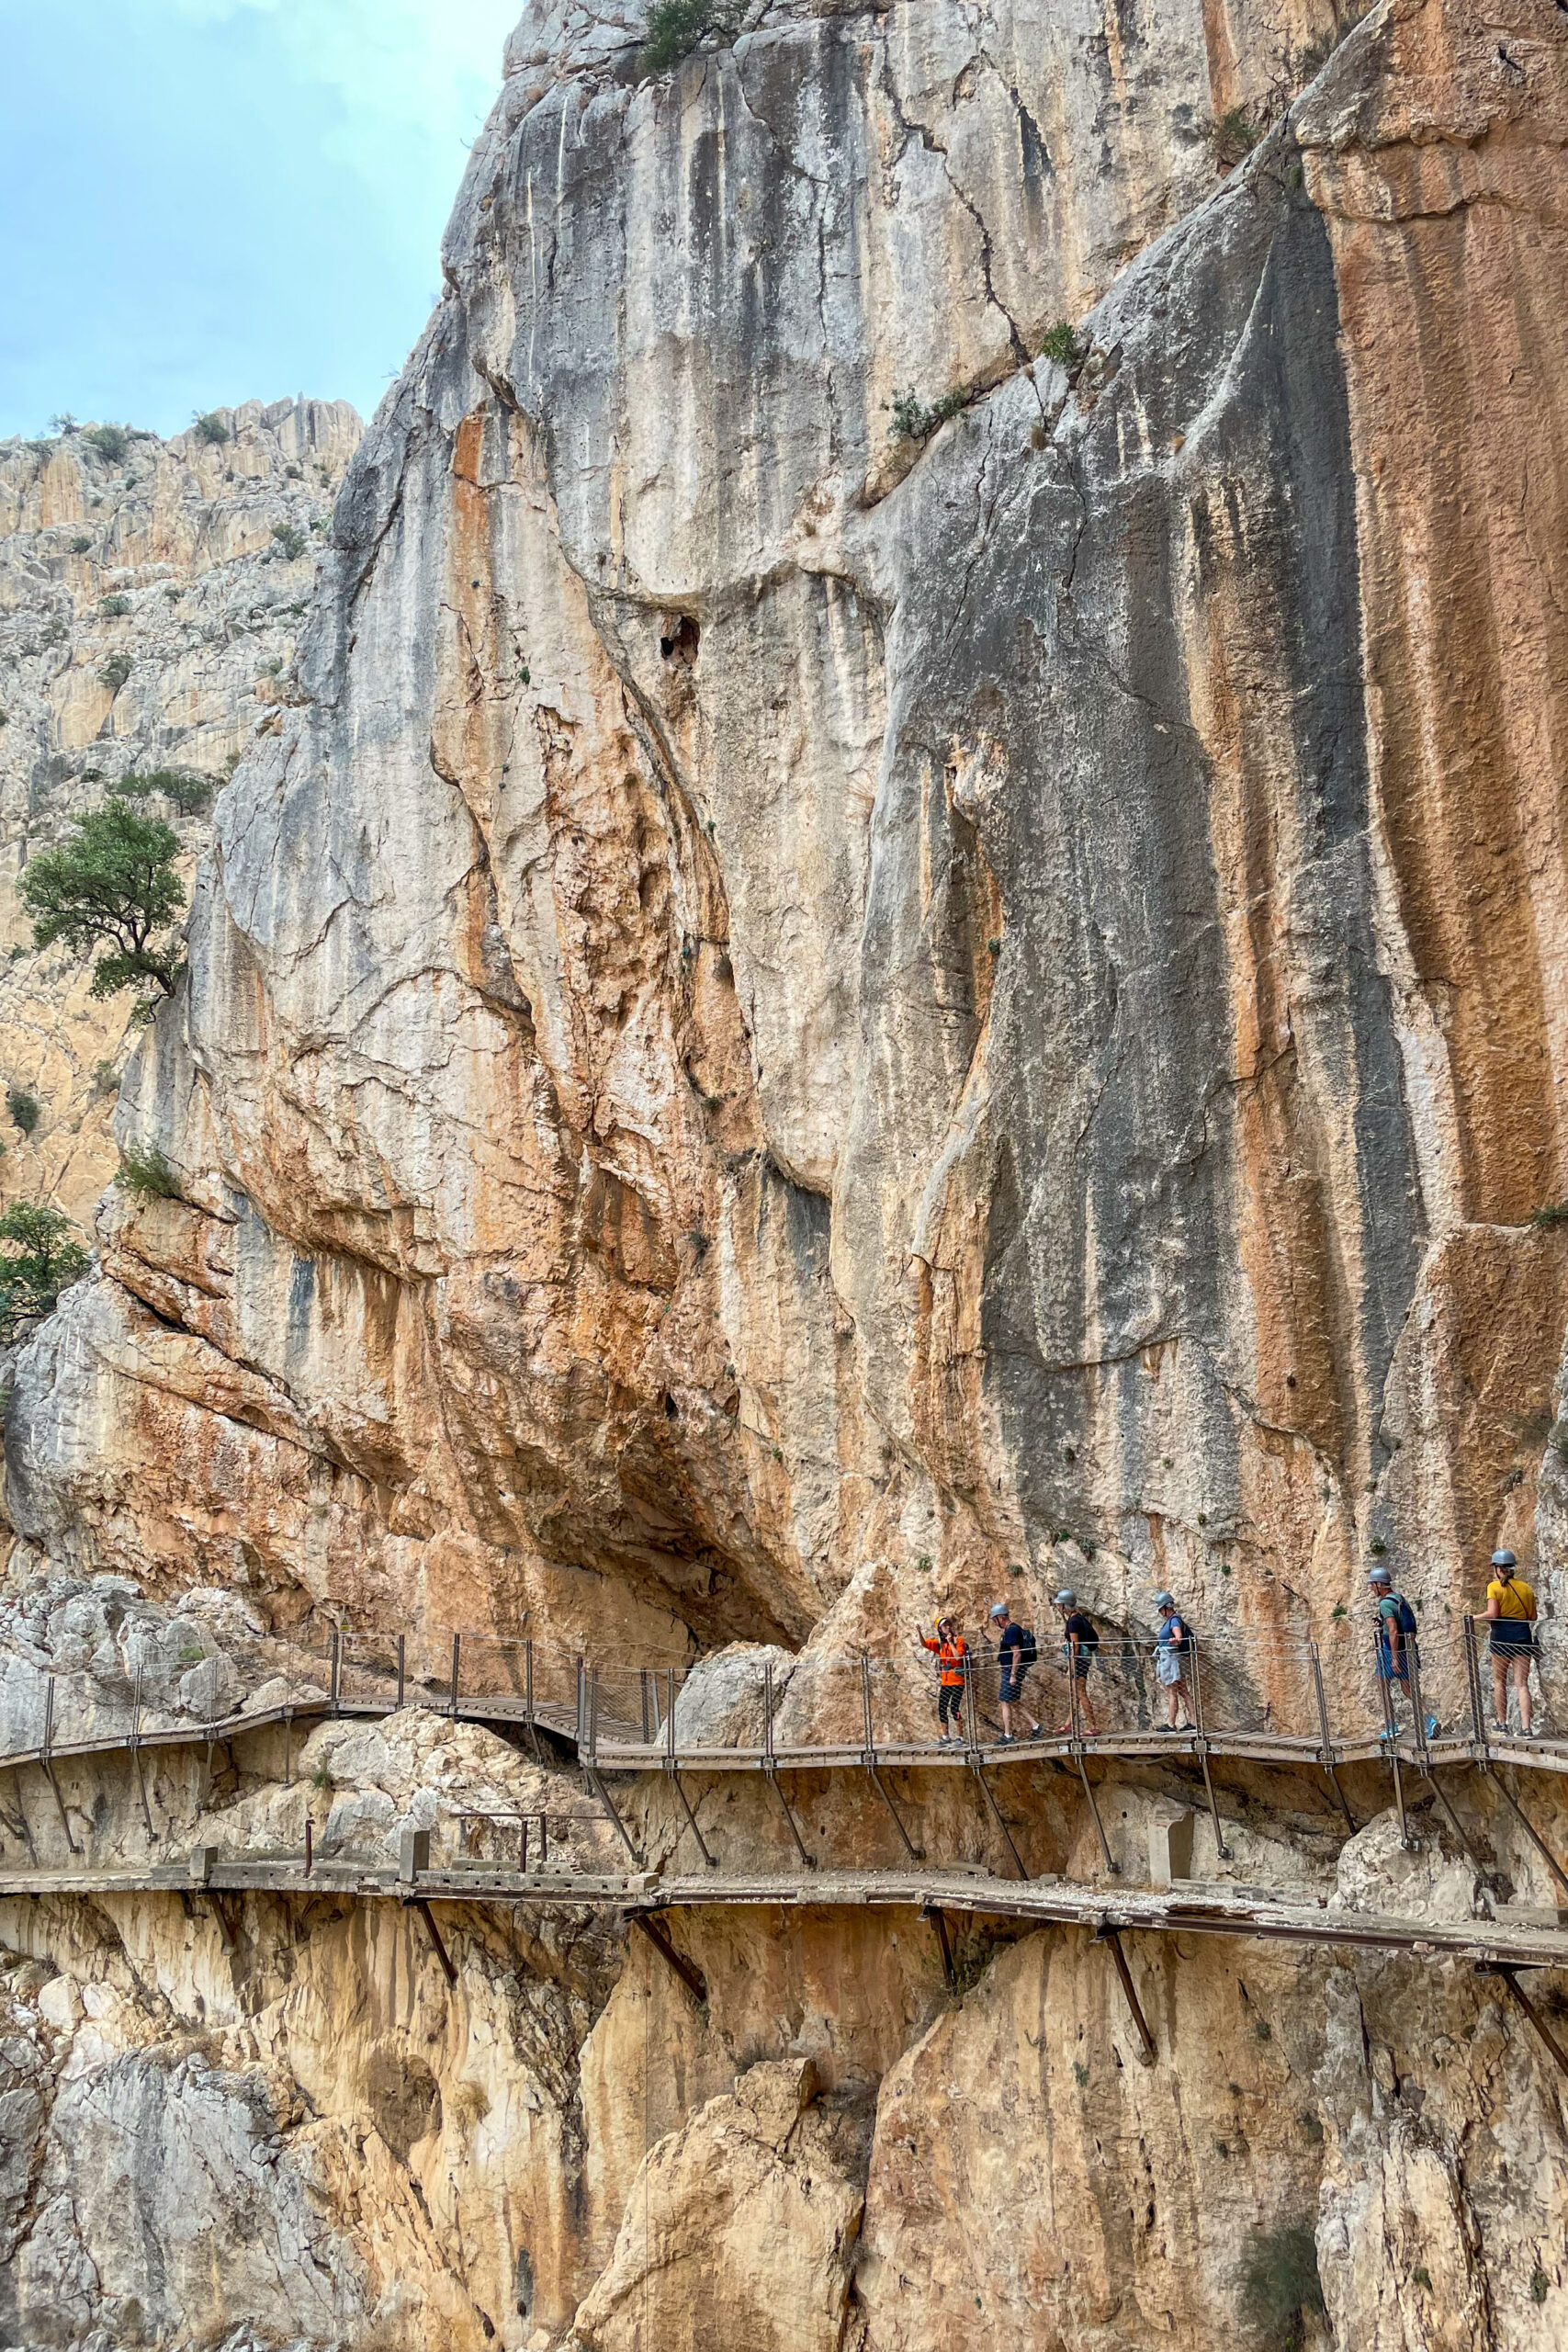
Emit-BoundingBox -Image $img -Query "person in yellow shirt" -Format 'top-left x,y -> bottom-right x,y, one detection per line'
1484,1548 -> 1537,1736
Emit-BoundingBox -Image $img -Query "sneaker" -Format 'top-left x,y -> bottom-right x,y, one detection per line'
1029,1723 -> 1043,1737
1425,1715 -> 1439,1740
997,1733 -> 1015,1746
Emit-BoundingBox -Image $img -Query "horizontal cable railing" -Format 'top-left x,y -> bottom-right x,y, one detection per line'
3,1611 -> 1560,1774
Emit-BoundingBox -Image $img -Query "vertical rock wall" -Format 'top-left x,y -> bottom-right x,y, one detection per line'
0,402 -> 361,1227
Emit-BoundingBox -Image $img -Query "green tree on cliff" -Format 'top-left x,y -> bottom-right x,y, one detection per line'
17,798 -> 186,1010
0,1202 -> 88,1340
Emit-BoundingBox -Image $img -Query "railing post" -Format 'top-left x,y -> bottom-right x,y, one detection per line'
1408,1637 -> 1431,1763
449,1634 -> 461,1721
862,1653 -> 875,1766
641,1668 -> 653,1746
590,1668 -> 601,1767
396,1634 -> 406,1712
764,1661 -> 776,1766
666,1668 -> 678,1765
330,1629 -> 341,1716
1310,1641 -> 1355,1833
1463,1615 -> 1487,1749
304,1815 -> 313,1877
521,1815 -> 530,1873
525,1639 -> 535,1732
1189,1639 -> 1232,1863
964,1647 -> 979,1752
575,1655 -> 586,1750
1309,1642 -> 1334,1765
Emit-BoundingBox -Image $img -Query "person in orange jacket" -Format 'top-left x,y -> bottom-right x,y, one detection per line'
920,1615 -> 970,1743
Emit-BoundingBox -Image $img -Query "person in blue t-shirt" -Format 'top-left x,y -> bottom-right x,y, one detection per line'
986,1600 -> 1041,1744
1370,1564 -> 1437,1738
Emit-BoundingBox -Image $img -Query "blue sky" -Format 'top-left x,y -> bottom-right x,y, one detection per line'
0,0 -> 523,438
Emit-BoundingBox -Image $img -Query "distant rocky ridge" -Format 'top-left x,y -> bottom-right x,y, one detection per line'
0,399 -> 361,1227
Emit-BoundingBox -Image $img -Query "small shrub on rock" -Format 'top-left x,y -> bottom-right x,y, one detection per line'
270,522 -> 308,560
115,1141 -> 182,1200
84,424 -> 131,462
120,766 -> 215,818
889,386 -> 966,445
194,412 -> 230,445
98,594 -> 130,618
0,1202 -> 88,1339
1211,106 -> 1260,168
7,1086 -> 40,1136
1039,321 -> 1082,371
70,535 -> 92,553
97,654 -> 133,693
641,0 -> 739,75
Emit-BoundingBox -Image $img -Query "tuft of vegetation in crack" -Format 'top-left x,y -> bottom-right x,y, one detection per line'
1236,2222 -> 1325,2351
640,0 -> 740,76
6,1085 -> 40,1136
115,1142 -> 183,1201
889,386 -> 966,446
1038,321 -> 1084,374
1209,106 -> 1262,169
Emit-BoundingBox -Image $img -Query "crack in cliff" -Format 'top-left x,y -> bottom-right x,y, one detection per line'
874,48 -> 1031,371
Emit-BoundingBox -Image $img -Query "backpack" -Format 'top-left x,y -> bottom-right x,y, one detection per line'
1395,1597 -> 1417,1638
1017,1625 -> 1038,1668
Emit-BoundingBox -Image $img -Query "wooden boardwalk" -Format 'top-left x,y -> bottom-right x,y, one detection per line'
3,1853 -> 1565,1974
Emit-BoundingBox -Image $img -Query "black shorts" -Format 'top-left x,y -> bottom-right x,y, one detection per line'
1491,1624 -> 1533,1659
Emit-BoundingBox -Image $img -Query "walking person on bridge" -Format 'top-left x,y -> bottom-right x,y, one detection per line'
1053,1589 -> 1100,1736
920,1616 -> 970,1743
1371,1565 -> 1438,1740
1485,1549 -> 1538,1737
986,1600 -> 1041,1743
1153,1592 -> 1195,1731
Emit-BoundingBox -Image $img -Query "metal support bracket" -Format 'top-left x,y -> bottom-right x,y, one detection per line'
762,1762 -> 816,1868
921,1900 -> 957,1990
969,1758 -> 1028,1881
1074,1746 -> 1120,1876
39,1679 -> 79,1856
1476,1762 -> 1568,1902
4,1772 -> 38,1866
584,1766 -> 645,1870
866,1764 -> 923,1862
1094,1924 -> 1156,2065
665,1765 -> 718,1869
632,1911 -> 707,2005
1483,1963 -> 1568,2085
412,1897 -> 457,1986
1416,1764 -> 1496,1889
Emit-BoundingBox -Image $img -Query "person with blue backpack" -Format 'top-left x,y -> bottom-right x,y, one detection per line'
1370,1564 -> 1438,1738
1153,1592 -> 1195,1731
986,1600 -> 1041,1742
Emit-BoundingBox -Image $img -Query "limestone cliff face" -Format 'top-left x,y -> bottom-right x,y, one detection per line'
6,0 -> 1568,2346
0,401 -> 361,1227
10,0 -> 1568,1657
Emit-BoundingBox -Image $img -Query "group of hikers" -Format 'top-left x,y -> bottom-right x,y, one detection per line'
920,1588 -> 1198,1743
916,1548 -> 1544,1745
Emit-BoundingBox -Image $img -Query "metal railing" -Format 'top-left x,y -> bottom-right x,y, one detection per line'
3,1612 -> 1559,1780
